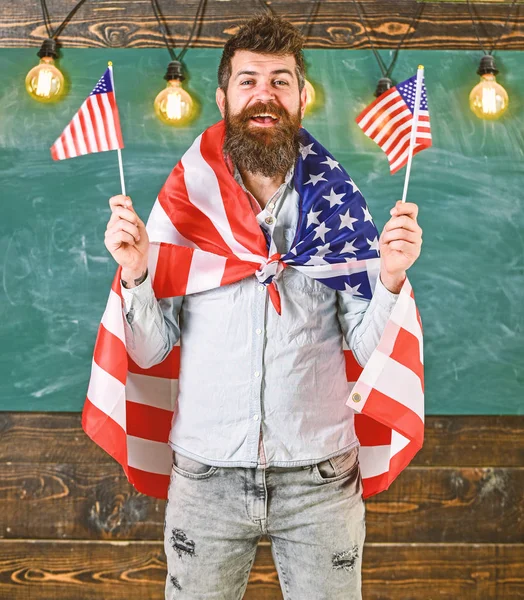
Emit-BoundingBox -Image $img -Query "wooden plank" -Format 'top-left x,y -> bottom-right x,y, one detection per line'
1,0 -> 524,50
1,413 -> 522,466
0,463 -> 521,543
0,540 -> 521,599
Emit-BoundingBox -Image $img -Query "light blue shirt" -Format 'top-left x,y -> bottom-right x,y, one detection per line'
122,165 -> 399,469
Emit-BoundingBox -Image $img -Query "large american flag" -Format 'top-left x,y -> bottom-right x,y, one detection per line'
355,73 -> 432,175
50,66 -> 124,161
82,120 -> 424,500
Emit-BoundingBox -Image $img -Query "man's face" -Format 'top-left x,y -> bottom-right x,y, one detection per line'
216,50 -> 308,178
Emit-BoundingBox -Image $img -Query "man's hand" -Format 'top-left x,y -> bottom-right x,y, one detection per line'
379,200 -> 422,294
104,195 -> 149,285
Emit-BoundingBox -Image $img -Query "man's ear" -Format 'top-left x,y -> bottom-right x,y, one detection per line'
299,84 -> 308,119
216,87 -> 226,118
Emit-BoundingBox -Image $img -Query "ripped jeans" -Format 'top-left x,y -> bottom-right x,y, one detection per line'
164,445 -> 366,600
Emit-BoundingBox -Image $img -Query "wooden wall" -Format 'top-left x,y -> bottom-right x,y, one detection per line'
1,0 -> 524,51
0,414 -> 522,598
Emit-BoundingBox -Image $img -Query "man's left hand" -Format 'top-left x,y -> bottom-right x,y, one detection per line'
379,200 -> 423,294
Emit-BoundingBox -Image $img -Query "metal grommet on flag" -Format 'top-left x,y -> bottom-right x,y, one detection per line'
352,392 -> 362,403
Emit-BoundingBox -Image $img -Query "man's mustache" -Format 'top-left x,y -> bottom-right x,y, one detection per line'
236,102 -> 290,123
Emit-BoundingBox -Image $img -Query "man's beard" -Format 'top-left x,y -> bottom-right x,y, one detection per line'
223,98 -> 302,178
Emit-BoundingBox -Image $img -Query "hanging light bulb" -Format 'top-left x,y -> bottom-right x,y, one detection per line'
154,60 -> 194,126
374,77 -> 393,98
304,78 -> 316,113
25,39 -> 65,102
469,55 -> 509,120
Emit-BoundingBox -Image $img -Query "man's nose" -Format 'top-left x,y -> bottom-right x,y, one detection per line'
254,81 -> 275,102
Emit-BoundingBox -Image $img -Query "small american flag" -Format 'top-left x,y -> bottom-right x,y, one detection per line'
82,120 -> 424,500
356,73 -> 432,175
50,66 -> 124,161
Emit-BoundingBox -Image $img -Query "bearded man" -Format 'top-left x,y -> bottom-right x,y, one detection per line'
103,15 -> 423,600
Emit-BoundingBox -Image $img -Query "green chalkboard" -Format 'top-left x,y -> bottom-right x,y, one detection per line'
1,48 -> 523,413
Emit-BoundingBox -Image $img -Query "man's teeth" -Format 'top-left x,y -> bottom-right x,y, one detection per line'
253,113 -> 278,119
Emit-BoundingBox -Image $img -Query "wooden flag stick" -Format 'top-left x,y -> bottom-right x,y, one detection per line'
401,65 -> 424,203
107,61 -> 127,196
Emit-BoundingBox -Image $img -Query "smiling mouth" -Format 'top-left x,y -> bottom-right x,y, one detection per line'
249,113 -> 280,126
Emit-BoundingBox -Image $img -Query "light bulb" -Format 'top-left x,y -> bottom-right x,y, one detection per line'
154,60 -> 194,126
469,55 -> 509,120
304,79 -> 316,113
25,39 -> 65,103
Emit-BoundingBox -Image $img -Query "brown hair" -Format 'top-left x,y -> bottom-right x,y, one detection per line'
218,14 -> 306,92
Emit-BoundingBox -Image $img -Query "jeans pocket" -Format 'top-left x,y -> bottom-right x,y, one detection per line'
313,446 -> 359,484
172,451 -> 219,480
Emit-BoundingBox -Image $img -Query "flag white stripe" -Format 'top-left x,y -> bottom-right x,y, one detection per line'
359,351 -> 424,421
182,136 -> 266,264
374,108 -> 413,146
101,93 -> 119,149
127,435 -> 173,475
147,242 -> 161,283
55,138 -> 66,160
80,103 -> 98,153
359,444 -> 391,478
357,89 -> 399,129
366,102 -> 408,139
72,113 -> 89,155
126,372 -> 177,411
87,360 -> 126,429
64,127 -> 76,159
186,251 -> 228,294
88,96 -> 109,151
146,199 -> 200,248
101,289 -> 126,344
380,118 -> 413,152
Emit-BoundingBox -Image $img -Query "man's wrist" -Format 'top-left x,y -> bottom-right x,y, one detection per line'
121,268 -> 148,289
379,271 -> 406,294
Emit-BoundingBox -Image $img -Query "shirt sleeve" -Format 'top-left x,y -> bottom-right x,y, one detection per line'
336,275 -> 399,367
120,272 -> 183,369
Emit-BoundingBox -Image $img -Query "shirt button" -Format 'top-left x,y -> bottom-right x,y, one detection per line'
267,202 -> 275,211
253,414 -> 260,421
254,371 -> 260,378
265,216 -> 275,225
258,285 -> 265,292
255,328 -> 262,335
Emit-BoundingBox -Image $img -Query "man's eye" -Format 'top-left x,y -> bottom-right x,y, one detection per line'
274,80 -> 289,86
240,80 -> 254,85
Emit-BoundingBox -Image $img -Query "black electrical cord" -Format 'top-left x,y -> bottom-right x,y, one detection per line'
39,0 -> 89,40
466,0 -> 519,56
351,0 -> 424,79
151,0 -> 207,62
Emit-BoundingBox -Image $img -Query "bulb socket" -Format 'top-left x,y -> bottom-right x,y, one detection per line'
374,77 -> 393,98
37,38 -> 59,59
477,54 -> 499,76
164,60 -> 185,82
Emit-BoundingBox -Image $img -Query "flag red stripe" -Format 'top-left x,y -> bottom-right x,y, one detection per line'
107,91 -> 124,148
199,124 -> 268,257
152,243 -> 194,297
69,117 -> 83,157
389,144 -> 429,175
344,350 -> 363,381
127,401 -> 173,442
86,97 -> 102,152
128,346 -> 180,379
127,466 -> 170,500
78,106 -> 95,154
94,94 -> 111,149
158,163 -> 233,256
364,388 -> 424,447
367,103 -> 410,140
50,144 -> 59,161
82,397 -> 128,467
354,413 -> 392,446
390,326 -> 424,387
355,87 -> 397,124
93,324 -> 128,385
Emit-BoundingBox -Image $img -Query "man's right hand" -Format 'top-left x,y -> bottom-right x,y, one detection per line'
105,195 -> 149,285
